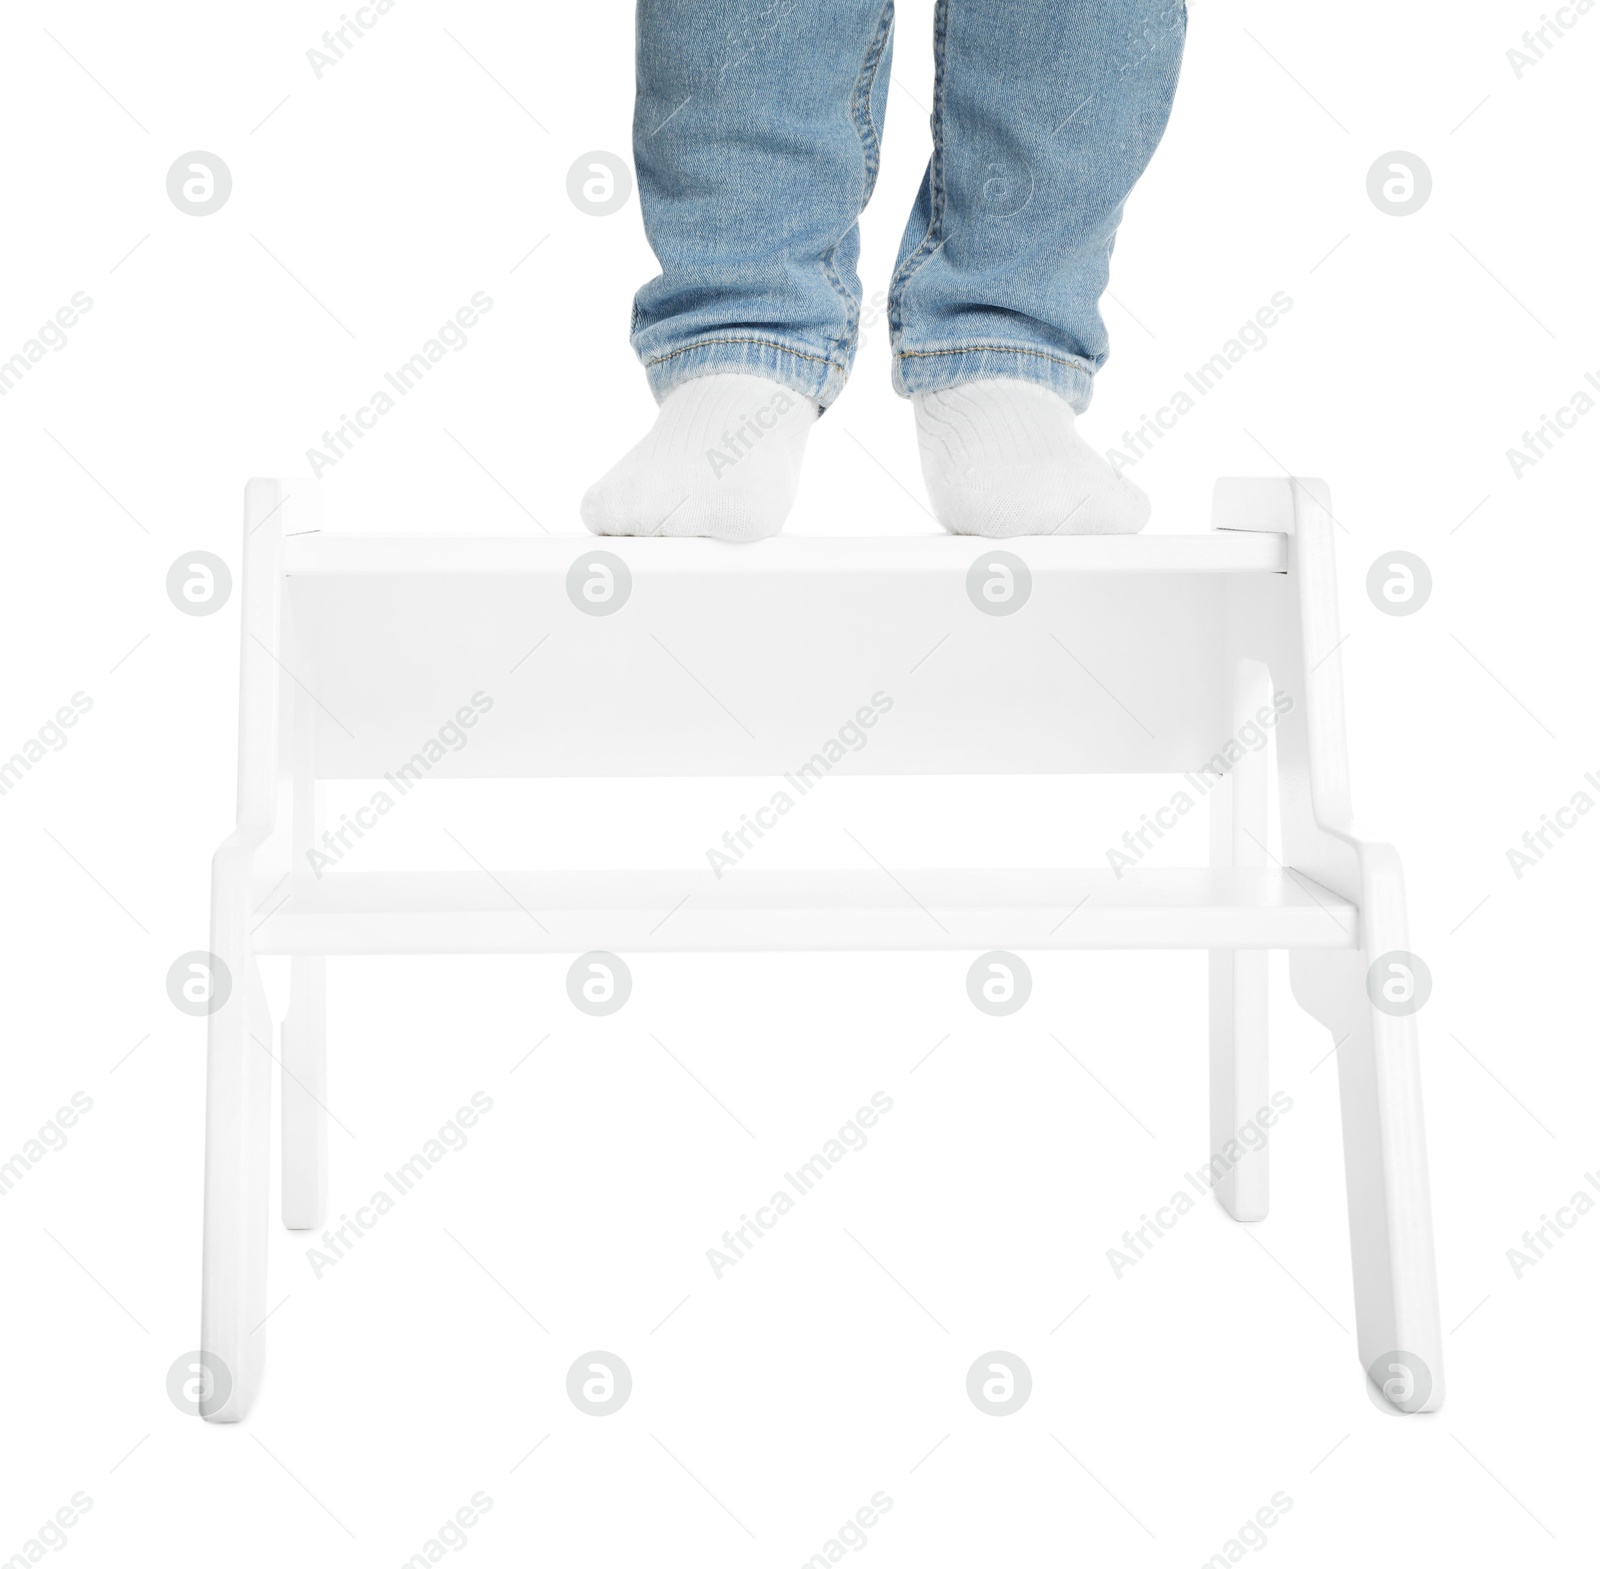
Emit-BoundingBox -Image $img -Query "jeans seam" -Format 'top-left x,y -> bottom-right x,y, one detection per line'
644,335 -> 844,372
895,344 -> 1096,374
822,0 -> 897,360
885,0 -> 948,342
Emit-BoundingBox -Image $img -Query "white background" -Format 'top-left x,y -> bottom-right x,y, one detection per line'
2,1 -> 1597,1564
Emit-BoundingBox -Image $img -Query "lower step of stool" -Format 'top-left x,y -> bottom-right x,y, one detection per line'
252,867 -> 1357,954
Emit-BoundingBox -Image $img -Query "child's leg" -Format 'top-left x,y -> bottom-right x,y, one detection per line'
893,0 -> 1187,535
584,0 -> 898,539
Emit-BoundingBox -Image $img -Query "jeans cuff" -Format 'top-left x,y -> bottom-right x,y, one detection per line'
892,344 -> 1097,412
643,335 -> 849,408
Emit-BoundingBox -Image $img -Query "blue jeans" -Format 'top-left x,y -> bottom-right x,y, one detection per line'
630,0 -> 1186,411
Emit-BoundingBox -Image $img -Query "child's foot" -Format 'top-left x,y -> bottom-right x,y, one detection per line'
913,379 -> 1150,536
581,373 -> 818,541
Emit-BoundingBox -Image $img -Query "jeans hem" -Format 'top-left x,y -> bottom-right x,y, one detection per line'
644,337 -> 846,408
892,345 -> 1096,412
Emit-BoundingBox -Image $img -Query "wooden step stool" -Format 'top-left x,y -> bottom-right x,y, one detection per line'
198,475 -> 1444,1419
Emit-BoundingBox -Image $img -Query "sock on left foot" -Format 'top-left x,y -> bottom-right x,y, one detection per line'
581,373 -> 818,541
913,378 -> 1150,537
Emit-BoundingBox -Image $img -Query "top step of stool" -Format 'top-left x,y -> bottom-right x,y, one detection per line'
282,531 -> 1289,576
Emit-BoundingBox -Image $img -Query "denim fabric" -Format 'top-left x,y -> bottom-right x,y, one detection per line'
630,0 -> 1185,410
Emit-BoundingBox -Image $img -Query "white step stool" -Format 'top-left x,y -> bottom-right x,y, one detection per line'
199,476 -> 1444,1419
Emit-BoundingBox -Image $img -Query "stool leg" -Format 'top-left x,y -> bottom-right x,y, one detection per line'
1207,663 -> 1271,1220
1292,947 -> 1445,1411
1209,948 -> 1269,1219
200,846 -> 272,1422
281,955 -> 327,1231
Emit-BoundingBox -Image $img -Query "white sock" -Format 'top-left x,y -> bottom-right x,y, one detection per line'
913,378 -> 1150,536
581,373 -> 819,541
